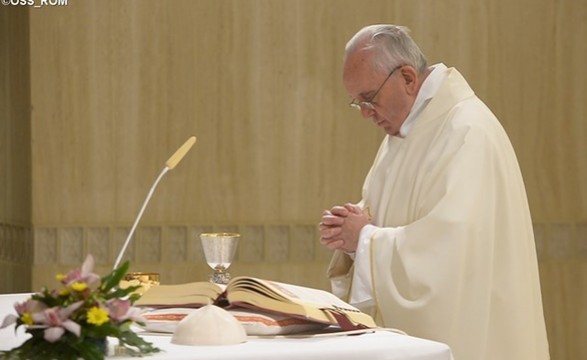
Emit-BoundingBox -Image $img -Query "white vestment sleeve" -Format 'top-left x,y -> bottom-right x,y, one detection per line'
348,224 -> 377,307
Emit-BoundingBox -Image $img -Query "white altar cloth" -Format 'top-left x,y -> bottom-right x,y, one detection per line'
0,293 -> 453,360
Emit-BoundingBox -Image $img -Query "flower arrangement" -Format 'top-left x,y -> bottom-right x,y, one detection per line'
1,255 -> 160,359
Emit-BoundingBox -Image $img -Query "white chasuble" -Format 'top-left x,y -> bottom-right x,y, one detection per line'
327,68 -> 549,360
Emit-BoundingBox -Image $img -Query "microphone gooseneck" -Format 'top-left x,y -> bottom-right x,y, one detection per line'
113,136 -> 197,270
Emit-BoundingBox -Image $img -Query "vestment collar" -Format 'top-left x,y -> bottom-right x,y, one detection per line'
398,63 -> 448,138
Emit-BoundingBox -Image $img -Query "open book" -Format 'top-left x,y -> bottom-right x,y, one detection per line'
135,276 -> 376,331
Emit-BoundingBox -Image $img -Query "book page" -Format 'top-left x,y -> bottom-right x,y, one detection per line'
228,277 -> 360,312
266,280 -> 360,312
135,281 -> 224,307
227,277 -> 376,329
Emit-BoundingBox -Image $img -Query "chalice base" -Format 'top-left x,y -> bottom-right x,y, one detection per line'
210,268 -> 231,285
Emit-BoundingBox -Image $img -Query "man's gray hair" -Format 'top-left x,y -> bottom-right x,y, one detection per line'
344,25 -> 428,74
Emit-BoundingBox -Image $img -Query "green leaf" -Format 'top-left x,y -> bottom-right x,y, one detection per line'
107,286 -> 141,300
128,293 -> 142,303
119,330 -> 161,354
101,261 -> 129,292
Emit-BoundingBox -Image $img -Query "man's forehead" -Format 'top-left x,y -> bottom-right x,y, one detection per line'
345,48 -> 373,69
343,51 -> 380,92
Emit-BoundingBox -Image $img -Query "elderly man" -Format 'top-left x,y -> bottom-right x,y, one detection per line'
319,24 -> 549,360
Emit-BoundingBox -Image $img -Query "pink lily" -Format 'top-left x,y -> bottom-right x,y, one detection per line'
30,301 -> 83,342
60,254 -> 101,288
0,313 -> 18,329
106,298 -> 145,323
1,299 -> 47,329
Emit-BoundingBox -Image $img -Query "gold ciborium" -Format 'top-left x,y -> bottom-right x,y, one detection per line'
121,272 -> 160,295
200,233 -> 240,285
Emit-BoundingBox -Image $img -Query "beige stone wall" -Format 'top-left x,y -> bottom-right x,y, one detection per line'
1,0 -> 586,358
0,6 -> 33,293
31,223 -> 332,290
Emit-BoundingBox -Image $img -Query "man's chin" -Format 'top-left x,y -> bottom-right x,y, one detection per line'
382,126 -> 398,136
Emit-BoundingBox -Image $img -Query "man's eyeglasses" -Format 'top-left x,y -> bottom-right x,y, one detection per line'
349,65 -> 403,111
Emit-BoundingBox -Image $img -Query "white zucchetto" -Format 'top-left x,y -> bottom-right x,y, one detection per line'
171,305 -> 247,346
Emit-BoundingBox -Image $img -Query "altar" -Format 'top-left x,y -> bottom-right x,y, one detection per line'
0,293 -> 453,360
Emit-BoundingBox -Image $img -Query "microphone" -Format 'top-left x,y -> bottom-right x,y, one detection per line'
113,136 -> 197,270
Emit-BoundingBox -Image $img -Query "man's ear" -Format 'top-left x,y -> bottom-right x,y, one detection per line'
400,66 -> 418,95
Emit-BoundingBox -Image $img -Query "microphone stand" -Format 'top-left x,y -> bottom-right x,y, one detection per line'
113,136 -> 196,270
113,166 -> 168,270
